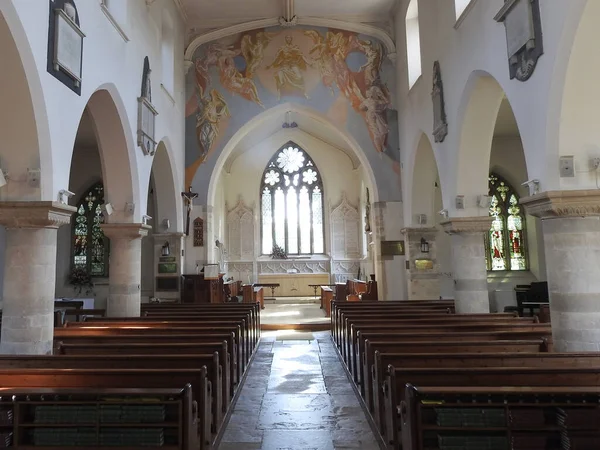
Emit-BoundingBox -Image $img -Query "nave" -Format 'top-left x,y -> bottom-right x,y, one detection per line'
218,332 -> 380,450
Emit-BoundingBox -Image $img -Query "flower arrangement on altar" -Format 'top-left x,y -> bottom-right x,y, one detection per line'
68,267 -> 95,296
270,244 -> 287,260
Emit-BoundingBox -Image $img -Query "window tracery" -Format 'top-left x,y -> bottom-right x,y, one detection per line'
486,174 -> 527,271
261,143 -> 324,255
72,182 -> 110,277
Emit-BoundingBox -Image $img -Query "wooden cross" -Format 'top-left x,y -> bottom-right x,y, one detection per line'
181,186 -> 199,236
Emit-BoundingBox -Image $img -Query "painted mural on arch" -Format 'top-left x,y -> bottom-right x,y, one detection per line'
185,26 -> 399,190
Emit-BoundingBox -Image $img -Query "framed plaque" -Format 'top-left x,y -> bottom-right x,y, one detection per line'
381,240 -> 405,256
53,8 -> 85,86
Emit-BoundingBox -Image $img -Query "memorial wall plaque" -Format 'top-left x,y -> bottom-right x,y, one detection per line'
381,240 -> 405,256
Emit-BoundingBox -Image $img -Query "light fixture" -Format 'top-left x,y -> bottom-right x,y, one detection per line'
142,214 -> 152,225
420,237 -> 430,253
161,241 -> 170,257
58,189 -> 75,205
0,170 -> 7,188
102,202 -> 114,216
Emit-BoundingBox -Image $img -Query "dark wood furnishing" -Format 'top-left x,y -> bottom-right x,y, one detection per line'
181,274 -> 225,304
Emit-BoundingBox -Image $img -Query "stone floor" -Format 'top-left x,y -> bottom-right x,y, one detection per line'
218,331 -> 381,450
260,302 -> 329,326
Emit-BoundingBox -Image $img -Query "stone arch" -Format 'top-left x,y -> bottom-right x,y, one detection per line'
151,140 -> 183,233
409,132 -> 442,226
548,0 -> 600,191
454,71 -> 527,214
0,4 -> 53,200
84,85 -> 140,223
207,102 -> 379,208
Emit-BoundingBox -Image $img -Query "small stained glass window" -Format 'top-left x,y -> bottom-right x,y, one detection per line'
72,182 -> 110,277
261,142 -> 324,255
485,174 -> 528,271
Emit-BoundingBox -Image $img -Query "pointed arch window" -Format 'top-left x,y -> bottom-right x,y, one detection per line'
261,143 -> 324,255
485,174 -> 528,271
72,182 -> 110,277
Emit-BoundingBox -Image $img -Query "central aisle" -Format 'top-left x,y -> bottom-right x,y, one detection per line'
218,331 -> 381,450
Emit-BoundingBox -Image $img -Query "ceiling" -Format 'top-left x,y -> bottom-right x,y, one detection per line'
223,109 -> 360,172
181,0 -> 396,33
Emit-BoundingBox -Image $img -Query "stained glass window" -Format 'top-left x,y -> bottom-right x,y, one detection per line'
485,174 -> 527,271
261,142 -> 324,255
72,183 -> 110,277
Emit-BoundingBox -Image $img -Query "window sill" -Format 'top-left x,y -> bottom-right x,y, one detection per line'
161,84 -> 176,105
408,74 -> 423,93
454,0 -> 478,29
100,4 -> 130,42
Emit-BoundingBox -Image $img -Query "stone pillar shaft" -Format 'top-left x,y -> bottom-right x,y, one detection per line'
521,190 -> 600,352
0,202 -> 75,355
442,217 -> 492,313
101,224 -> 150,317
402,227 -> 440,300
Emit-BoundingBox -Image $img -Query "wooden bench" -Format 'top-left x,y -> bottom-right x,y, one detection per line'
365,339 -> 550,429
400,385 -> 600,450
321,286 -> 334,317
0,368 -> 213,449
384,365 -> 600,449
56,340 -> 234,403
54,331 -> 241,384
0,353 -> 225,437
0,386 -> 197,449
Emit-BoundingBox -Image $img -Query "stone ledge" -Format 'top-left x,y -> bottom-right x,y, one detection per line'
441,216 -> 493,234
101,223 -> 151,239
401,227 -> 438,238
0,202 -> 76,229
520,190 -> 600,218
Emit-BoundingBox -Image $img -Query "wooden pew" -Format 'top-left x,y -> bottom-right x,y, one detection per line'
384,365 -> 600,450
0,386 -> 197,449
400,385 -> 600,450
321,286 -> 334,317
57,340 -> 233,405
54,332 -> 240,385
56,324 -> 248,376
346,321 -> 550,376
0,368 -> 213,450
365,339 -> 550,430
0,354 -> 225,436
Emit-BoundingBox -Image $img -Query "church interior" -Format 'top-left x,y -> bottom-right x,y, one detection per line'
1,0 -> 600,449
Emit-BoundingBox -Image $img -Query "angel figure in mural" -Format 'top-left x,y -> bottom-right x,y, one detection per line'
241,32 -> 275,79
325,31 -> 365,110
195,43 -> 221,97
360,85 -> 391,154
356,39 -> 383,88
304,30 -> 336,95
216,45 -> 265,107
266,35 -> 312,100
196,89 -> 230,164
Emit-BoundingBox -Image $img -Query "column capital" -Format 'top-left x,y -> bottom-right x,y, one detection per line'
441,216 -> 493,234
401,227 -> 438,239
520,190 -> 600,218
101,223 -> 151,239
0,202 -> 76,229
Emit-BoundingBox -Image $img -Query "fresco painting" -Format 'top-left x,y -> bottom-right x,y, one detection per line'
185,26 -> 398,190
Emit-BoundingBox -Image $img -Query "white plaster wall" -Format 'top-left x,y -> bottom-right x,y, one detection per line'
395,0 -> 588,219
3,0 -> 186,227
223,129 -> 362,248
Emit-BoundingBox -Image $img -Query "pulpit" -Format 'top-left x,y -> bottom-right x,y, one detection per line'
181,273 -> 225,304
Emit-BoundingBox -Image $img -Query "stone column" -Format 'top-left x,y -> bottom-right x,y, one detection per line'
101,223 -> 150,317
521,190 -> 600,351
402,227 -> 440,300
0,202 -> 75,355
441,217 -> 492,313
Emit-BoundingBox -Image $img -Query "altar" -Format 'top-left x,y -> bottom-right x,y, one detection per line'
257,273 -> 330,297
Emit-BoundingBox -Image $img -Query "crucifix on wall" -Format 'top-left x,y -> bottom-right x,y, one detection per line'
181,186 -> 198,236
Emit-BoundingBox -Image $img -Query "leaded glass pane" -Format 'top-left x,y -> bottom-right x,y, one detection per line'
274,187 -> 285,249
487,174 -> 528,271
262,187 -> 273,254
312,186 -> 324,254
299,186 -> 311,254
287,187 -> 298,254
72,183 -> 109,278
261,143 -> 323,255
